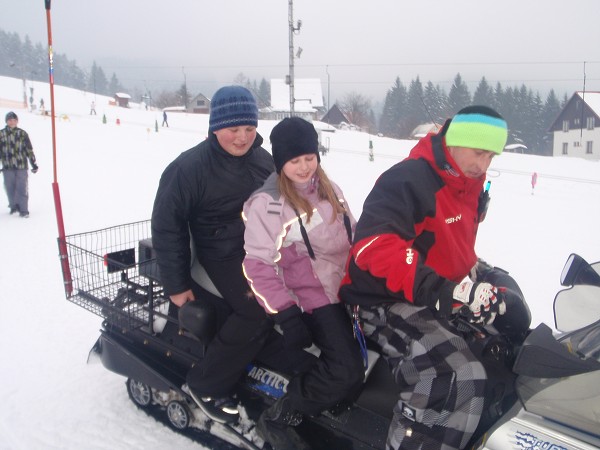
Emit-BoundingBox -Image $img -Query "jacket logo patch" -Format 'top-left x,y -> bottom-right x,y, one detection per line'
405,248 -> 415,264
445,214 -> 462,224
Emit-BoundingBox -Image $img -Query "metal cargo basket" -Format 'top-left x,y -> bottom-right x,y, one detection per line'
58,220 -> 168,331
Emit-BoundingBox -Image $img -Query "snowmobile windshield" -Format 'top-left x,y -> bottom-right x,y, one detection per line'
516,258 -> 600,442
554,285 -> 600,332
517,370 -> 600,440
554,256 -> 600,333
515,322 -> 600,440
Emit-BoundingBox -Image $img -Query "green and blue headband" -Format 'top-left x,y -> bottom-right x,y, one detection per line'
445,106 -> 508,154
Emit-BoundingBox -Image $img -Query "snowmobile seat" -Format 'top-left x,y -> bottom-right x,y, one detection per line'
178,298 -> 217,345
355,353 -> 398,419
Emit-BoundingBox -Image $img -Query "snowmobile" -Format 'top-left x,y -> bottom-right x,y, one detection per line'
59,220 -> 600,449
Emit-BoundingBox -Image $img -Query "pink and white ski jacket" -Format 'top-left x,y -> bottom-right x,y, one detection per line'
242,172 -> 355,316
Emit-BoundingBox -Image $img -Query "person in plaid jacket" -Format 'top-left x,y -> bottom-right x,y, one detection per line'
0,112 -> 38,218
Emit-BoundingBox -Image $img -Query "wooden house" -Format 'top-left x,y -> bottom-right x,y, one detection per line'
113,92 -> 131,108
320,104 -> 350,127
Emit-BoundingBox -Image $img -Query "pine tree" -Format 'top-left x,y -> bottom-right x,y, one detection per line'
406,76 -> 428,136
54,55 -> 86,90
108,73 -> 124,96
258,78 -> 270,108
87,62 -> 108,96
379,77 -> 407,138
542,90 -> 561,127
540,90 -> 562,155
530,92 -> 545,153
423,81 -> 447,124
447,73 -> 471,114
493,82 -> 504,113
473,77 -> 495,108
177,83 -> 191,108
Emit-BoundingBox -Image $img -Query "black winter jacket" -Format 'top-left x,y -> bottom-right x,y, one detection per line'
151,133 -> 274,296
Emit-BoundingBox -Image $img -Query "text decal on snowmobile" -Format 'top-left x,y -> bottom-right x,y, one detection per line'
246,364 -> 289,399
515,431 -> 568,450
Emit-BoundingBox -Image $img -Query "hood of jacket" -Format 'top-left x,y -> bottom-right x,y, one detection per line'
406,130 -> 485,196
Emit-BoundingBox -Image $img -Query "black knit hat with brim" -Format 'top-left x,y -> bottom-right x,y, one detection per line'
270,117 -> 320,174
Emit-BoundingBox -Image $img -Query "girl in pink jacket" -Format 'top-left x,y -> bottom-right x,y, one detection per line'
243,117 -> 364,449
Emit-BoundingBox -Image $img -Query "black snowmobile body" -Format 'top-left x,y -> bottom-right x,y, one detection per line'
60,221 -> 600,449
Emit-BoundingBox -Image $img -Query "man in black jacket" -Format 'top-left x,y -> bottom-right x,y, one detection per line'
151,86 -> 274,423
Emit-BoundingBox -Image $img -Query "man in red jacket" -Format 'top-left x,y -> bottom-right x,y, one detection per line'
340,106 -> 508,450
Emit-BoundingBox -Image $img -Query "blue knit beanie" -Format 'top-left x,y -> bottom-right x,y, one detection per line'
208,86 -> 258,132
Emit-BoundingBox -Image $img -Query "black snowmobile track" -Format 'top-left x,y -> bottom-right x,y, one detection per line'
129,400 -> 245,450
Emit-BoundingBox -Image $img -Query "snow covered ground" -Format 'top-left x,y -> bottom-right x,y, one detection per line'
0,75 -> 599,449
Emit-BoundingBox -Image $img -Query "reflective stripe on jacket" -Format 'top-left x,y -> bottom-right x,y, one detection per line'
243,173 -> 355,315
151,133 -> 274,296
339,132 -> 484,316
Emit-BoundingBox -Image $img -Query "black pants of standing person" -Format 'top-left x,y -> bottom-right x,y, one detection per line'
186,256 -> 271,398
286,303 -> 365,416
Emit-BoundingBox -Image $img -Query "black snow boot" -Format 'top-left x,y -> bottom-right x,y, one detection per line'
256,396 -> 311,450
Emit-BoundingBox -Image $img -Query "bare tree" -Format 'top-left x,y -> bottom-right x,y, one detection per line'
340,92 -> 374,131
233,72 -> 251,88
155,90 -> 181,109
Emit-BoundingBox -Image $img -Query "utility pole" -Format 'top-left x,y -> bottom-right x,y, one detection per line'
9,61 -> 27,108
287,0 -> 301,117
182,66 -> 188,109
326,65 -> 330,111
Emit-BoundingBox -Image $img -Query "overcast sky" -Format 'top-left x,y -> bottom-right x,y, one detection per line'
2,0 -> 599,106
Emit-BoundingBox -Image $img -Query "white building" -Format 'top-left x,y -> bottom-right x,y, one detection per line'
262,78 -> 324,121
549,91 -> 600,160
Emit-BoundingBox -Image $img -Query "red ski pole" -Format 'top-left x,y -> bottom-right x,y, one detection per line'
45,0 -> 73,296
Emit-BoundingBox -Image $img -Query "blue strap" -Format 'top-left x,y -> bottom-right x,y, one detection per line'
352,305 -> 368,369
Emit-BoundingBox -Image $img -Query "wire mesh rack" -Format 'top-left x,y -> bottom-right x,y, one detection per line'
59,220 -> 168,329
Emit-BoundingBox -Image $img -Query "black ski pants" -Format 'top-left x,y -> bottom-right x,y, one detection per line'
186,256 -> 271,398
286,303 -> 365,416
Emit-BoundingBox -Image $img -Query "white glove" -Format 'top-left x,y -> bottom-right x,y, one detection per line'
452,281 -> 506,324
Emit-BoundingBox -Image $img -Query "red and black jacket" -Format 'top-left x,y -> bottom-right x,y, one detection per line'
339,129 -> 485,317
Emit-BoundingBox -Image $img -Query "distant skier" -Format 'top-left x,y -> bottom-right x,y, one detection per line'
162,111 -> 169,127
90,101 -> 97,115
531,171 -> 538,195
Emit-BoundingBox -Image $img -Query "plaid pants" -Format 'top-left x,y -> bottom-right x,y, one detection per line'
360,303 -> 486,450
